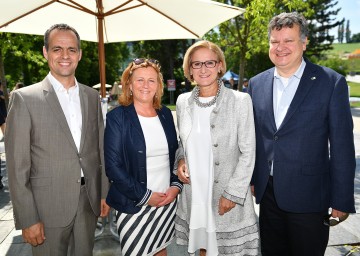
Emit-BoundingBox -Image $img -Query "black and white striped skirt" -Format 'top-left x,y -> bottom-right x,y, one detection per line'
116,198 -> 177,256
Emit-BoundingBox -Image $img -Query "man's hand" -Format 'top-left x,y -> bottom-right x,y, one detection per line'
22,222 -> 45,247
100,199 -> 110,217
218,196 -> 236,216
331,208 -> 348,219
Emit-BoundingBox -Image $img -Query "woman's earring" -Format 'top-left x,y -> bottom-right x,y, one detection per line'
130,90 -> 133,96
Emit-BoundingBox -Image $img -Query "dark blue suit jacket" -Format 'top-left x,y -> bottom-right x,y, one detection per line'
104,104 -> 181,214
248,59 -> 356,213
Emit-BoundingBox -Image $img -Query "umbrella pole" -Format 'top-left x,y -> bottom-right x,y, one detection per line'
97,0 -> 106,98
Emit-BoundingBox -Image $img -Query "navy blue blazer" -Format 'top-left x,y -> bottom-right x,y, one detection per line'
248,59 -> 356,213
104,104 -> 181,214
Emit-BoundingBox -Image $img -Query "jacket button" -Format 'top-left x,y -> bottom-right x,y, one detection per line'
213,143 -> 218,147
274,135 -> 278,141
215,162 -> 219,165
214,180 -> 219,183
211,124 -> 215,128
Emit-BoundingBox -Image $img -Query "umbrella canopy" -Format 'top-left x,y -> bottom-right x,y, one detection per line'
0,0 -> 244,97
222,70 -> 239,81
92,83 -> 112,89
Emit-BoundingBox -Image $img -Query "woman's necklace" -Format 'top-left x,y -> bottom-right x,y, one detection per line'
193,80 -> 221,108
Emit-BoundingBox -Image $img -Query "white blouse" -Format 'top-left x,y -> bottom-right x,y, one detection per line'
138,115 -> 170,193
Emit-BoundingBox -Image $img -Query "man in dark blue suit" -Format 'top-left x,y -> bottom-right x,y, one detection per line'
248,12 -> 356,256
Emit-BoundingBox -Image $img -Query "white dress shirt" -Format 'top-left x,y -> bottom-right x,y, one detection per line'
48,73 -> 83,176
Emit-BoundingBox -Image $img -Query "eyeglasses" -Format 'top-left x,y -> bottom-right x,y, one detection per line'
190,60 -> 218,69
132,58 -> 161,68
323,213 -> 349,227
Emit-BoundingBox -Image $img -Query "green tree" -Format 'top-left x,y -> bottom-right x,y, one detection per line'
208,0 -> 305,91
352,33 -> 360,43
300,0 -> 343,58
345,20 -> 351,43
0,33 -> 46,107
131,39 -> 192,103
1,32 -> 129,99
338,21 -> 344,43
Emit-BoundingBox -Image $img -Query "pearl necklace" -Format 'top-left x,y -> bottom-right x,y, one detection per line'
193,80 -> 222,108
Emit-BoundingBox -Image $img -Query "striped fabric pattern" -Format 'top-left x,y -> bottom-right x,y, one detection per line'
116,199 -> 177,256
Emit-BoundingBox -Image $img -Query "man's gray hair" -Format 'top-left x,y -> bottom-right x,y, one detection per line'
268,12 -> 308,42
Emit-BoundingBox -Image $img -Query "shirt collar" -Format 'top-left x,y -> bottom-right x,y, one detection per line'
274,58 -> 306,79
47,72 -> 78,92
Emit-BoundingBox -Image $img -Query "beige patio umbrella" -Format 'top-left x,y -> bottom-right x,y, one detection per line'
0,0 -> 244,97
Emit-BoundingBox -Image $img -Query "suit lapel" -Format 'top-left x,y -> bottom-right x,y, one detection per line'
277,61 -> 317,131
79,84 -> 88,153
263,69 -> 277,132
42,78 -> 78,152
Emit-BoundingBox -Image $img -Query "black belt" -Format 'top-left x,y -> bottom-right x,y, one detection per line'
81,177 -> 85,185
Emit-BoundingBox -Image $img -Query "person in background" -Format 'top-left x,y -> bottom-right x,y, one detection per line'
0,81 -> 7,140
5,23 -> 110,256
175,40 -> 260,256
9,82 -> 25,97
104,58 -> 182,256
248,12 -> 356,256
242,78 -> 249,92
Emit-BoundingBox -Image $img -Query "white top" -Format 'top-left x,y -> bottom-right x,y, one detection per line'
48,72 -> 83,177
186,97 -> 218,256
138,115 -> 170,193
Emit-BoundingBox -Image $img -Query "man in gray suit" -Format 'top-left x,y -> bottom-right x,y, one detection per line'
5,24 -> 110,256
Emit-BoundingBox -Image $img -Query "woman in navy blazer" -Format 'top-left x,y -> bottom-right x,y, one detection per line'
104,58 -> 182,256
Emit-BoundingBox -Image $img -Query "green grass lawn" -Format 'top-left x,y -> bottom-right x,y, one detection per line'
165,104 -> 176,111
327,43 -> 360,55
326,43 -> 360,74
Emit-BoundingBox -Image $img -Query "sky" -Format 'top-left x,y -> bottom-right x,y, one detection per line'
329,0 -> 360,41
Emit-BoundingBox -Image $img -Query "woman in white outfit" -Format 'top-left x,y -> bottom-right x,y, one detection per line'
175,41 -> 260,256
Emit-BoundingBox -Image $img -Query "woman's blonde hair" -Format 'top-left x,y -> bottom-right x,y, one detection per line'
183,40 -> 226,82
119,59 -> 164,109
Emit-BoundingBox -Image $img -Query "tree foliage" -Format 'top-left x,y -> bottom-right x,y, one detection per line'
352,33 -> 360,43
207,0 -> 305,91
0,32 -> 129,94
345,20 -> 351,43
298,0 -> 343,58
337,21 -> 344,43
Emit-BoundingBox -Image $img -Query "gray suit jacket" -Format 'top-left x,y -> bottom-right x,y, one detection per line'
5,77 -> 109,229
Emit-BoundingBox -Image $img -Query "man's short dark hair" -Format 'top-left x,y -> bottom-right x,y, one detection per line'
44,23 -> 81,51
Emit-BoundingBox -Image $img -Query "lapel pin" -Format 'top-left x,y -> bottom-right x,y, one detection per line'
311,77 -> 316,80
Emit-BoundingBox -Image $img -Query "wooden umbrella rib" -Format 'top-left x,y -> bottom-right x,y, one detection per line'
59,0 -> 96,15
103,0 -> 135,16
137,0 -> 200,38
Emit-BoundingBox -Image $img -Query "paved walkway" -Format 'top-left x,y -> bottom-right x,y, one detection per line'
1,109 -> 360,256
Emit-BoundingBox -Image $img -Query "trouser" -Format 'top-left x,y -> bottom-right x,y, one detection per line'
32,186 -> 98,256
259,177 -> 329,256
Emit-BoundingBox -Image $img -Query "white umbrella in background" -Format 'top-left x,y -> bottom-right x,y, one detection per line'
0,0 -> 244,97
92,83 -> 112,89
